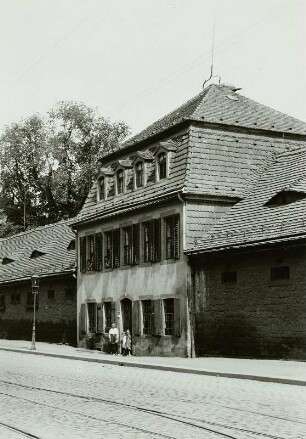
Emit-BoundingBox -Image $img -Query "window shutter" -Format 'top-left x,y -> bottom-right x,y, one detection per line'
132,224 -> 140,265
79,237 -> 86,272
97,304 -> 103,333
173,298 -> 181,337
154,219 -> 161,262
133,300 -> 140,336
79,303 -> 87,338
153,299 -> 163,336
173,215 -> 180,259
94,233 -> 102,271
113,229 -> 120,267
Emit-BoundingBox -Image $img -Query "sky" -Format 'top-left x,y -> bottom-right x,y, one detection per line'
0,0 -> 305,137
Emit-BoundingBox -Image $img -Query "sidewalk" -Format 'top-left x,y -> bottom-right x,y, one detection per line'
0,339 -> 305,386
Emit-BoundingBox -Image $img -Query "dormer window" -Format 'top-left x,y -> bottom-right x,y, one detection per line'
265,190 -> 306,206
154,139 -> 177,182
135,161 -> 144,188
116,169 -> 124,194
97,176 -> 105,201
157,152 -> 167,180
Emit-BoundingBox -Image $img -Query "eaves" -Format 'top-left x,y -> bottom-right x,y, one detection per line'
0,269 -> 75,287
71,190 -> 182,229
186,231 -> 306,256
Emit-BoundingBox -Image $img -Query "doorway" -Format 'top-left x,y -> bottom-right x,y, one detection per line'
121,298 -> 132,333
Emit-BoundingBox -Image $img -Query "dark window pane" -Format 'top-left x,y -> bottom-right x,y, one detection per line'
117,170 -> 124,194
87,303 -> 97,333
164,298 -> 174,335
271,266 -> 290,280
221,272 -> 237,283
158,153 -> 167,179
135,161 -> 144,187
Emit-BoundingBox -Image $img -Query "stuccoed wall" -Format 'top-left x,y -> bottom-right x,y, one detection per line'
77,202 -> 190,356
192,246 -> 306,359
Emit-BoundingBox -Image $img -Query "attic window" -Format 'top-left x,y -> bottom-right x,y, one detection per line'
2,257 -> 14,265
135,161 -> 144,188
30,250 -> 45,259
67,239 -> 76,251
97,176 -> 105,201
226,95 -> 239,101
265,190 -> 306,207
157,152 -> 167,180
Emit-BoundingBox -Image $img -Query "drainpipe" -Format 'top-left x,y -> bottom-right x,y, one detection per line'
177,192 -> 194,358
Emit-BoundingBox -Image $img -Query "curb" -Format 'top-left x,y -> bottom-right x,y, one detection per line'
1,347 -> 305,387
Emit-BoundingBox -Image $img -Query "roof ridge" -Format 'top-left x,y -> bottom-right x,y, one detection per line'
0,218 -> 75,242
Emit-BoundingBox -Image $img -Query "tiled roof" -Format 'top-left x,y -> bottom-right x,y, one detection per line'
75,85 -> 306,227
123,84 -> 306,148
188,147 -> 306,253
0,220 -> 75,283
74,132 -> 190,224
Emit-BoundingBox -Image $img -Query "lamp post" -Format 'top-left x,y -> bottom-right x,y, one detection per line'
30,274 -> 39,350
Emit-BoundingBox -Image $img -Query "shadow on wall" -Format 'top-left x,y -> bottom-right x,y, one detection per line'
0,319 -> 77,347
195,312 -> 306,360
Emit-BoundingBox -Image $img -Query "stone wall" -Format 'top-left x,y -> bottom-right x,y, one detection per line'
0,276 -> 77,346
191,245 -> 306,359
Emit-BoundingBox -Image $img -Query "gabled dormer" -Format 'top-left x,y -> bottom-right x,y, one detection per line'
96,167 -> 114,202
113,159 -> 133,195
132,150 -> 154,189
154,140 -> 178,182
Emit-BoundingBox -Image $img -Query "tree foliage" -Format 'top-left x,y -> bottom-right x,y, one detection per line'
0,102 -> 129,236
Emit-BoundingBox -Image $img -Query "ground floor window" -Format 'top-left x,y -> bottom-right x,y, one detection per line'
87,302 -> 97,333
26,292 -> 38,310
164,298 -> 174,335
142,300 -> 153,335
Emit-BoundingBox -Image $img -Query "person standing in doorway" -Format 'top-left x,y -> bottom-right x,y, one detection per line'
108,323 -> 119,355
121,331 -> 127,356
126,329 -> 132,356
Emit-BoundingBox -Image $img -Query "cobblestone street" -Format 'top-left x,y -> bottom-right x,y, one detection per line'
0,351 -> 305,439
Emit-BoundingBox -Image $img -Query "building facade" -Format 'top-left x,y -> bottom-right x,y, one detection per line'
188,147 -> 306,359
0,220 -> 77,345
73,83 -> 306,357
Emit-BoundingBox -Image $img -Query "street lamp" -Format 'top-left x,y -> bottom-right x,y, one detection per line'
30,274 -> 39,350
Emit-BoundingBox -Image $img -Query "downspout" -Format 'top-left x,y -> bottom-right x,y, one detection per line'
177,191 -> 194,358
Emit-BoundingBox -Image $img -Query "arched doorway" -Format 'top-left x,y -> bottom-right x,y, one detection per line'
121,298 -> 132,333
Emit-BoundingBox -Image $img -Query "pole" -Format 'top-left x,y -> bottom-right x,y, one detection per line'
31,292 -> 37,350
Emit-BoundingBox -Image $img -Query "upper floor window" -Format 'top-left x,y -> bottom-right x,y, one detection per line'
123,224 -> 140,265
157,152 -> 167,180
79,233 -> 102,273
97,176 -> 105,201
116,169 -> 124,194
143,219 -> 161,263
165,215 -> 180,259
104,229 -> 120,269
135,161 -> 144,188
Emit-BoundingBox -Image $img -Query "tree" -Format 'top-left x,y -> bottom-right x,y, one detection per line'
0,102 -> 129,236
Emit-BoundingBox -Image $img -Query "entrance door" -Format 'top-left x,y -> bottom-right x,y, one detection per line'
121,298 -> 132,333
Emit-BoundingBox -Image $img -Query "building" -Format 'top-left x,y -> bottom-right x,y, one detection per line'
72,83 -> 306,357
0,220 -> 77,345
188,146 -> 306,359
